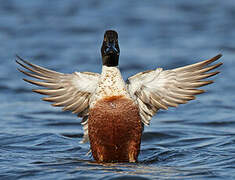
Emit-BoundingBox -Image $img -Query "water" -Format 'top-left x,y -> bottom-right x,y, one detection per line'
0,0 -> 235,179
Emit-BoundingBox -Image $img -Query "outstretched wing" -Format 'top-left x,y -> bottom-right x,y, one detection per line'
16,56 -> 100,117
127,54 -> 223,125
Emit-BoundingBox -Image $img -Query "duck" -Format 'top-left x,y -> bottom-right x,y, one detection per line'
16,30 -> 222,163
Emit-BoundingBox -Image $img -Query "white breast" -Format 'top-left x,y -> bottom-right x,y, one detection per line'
90,66 -> 130,107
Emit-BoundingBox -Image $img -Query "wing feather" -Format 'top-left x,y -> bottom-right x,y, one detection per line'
173,54 -> 222,72
16,56 -> 99,116
23,78 -> 62,89
72,98 -> 89,114
16,55 -> 63,76
32,88 -> 67,95
42,93 -> 72,102
17,68 -> 52,81
127,54 -> 222,125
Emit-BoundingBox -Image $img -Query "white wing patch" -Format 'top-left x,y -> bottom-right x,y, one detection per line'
127,54 -> 223,125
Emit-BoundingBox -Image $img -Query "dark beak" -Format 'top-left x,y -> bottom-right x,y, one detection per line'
105,42 -> 119,55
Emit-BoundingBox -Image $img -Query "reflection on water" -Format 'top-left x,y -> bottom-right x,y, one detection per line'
0,0 -> 235,179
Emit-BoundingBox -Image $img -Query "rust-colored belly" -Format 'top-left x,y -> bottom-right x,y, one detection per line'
88,96 -> 142,162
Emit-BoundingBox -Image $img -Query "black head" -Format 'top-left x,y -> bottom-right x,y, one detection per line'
101,30 -> 120,67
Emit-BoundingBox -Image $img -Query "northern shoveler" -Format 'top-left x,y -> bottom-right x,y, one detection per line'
16,30 -> 222,163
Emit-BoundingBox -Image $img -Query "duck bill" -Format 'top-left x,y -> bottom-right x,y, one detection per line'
105,42 -> 119,55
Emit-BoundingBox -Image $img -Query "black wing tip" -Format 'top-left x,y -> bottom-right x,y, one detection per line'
15,59 -> 21,65
15,55 -> 27,66
15,54 -> 21,59
15,54 -> 24,62
22,78 -> 31,83
216,53 -> 222,58
16,68 -> 25,74
214,71 -> 221,76
212,54 -> 223,61
209,54 -> 223,67
15,55 -> 30,65
218,62 -> 223,66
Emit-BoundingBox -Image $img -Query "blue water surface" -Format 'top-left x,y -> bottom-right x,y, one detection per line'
0,0 -> 235,179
